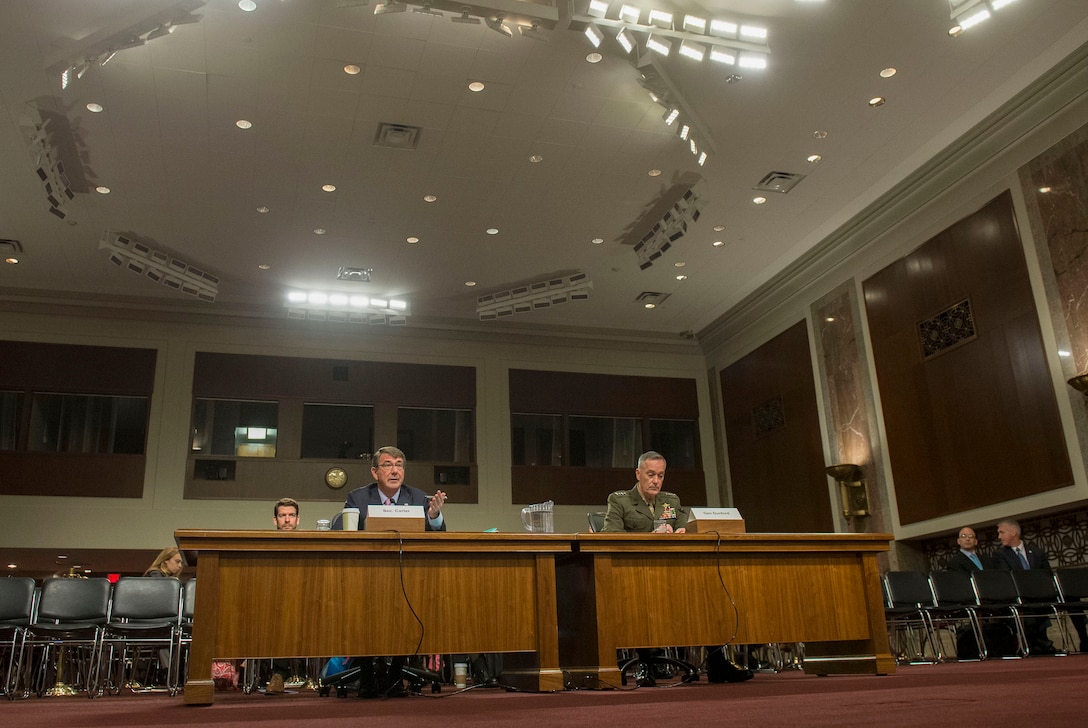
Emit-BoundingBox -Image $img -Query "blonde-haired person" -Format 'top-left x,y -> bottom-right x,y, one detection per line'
144,546 -> 183,578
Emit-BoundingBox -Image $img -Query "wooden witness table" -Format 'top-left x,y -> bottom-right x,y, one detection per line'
174,530 -> 570,705
559,532 -> 895,686
175,530 -> 893,704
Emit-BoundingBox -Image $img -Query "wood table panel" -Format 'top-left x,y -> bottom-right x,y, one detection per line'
558,532 -> 894,686
175,530 -> 570,704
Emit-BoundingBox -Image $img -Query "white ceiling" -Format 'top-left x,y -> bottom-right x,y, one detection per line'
2,0 -> 1087,338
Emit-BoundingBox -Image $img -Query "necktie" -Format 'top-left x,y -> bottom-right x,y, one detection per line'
968,553 -> 982,570
384,497 -> 392,506
1018,548 -> 1030,569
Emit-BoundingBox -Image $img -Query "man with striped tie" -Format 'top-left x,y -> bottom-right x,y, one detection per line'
341,446 -> 447,532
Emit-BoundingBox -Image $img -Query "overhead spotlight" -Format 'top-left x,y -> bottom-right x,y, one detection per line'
709,19 -> 738,38
412,3 -> 443,16
486,13 -> 513,37
519,21 -> 549,41
616,26 -> 636,53
646,33 -> 672,56
663,108 -> 679,125
679,124 -> 690,141
374,1 -> 407,14
682,15 -> 706,33
697,152 -> 708,166
648,9 -> 673,28
146,23 -> 175,41
679,40 -> 706,62
451,6 -> 481,24
584,22 -> 604,48
739,24 -> 768,41
709,47 -> 736,65
587,0 -> 610,18
619,4 -> 640,24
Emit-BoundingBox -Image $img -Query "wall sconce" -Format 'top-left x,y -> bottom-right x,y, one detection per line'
1067,373 -> 1088,395
825,463 -> 870,518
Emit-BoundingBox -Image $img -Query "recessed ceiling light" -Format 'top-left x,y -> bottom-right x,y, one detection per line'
712,224 -> 725,232
591,238 -> 604,245
344,64 -> 361,75
529,154 -> 543,163
86,102 -> 103,113
879,67 -> 897,78
486,228 -> 498,235
676,274 -> 687,281
807,154 -> 822,163
406,236 -> 419,244
825,317 -> 836,322
322,184 -> 336,192
1038,186 -> 1052,193
674,261 -> 685,267
712,240 -> 725,247
258,264 -> 270,270
314,228 -> 326,235
236,119 -> 253,129
465,281 -> 477,287
648,169 -> 662,177
256,205 -> 270,213
423,194 -> 437,203
468,81 -> 485,92
4,257 -> 18,265
57,555 -> 67,560
753,196 -> 767,205
6,563 -> 15,569
586,52 -> 603,64
868,96 -> 886,107
95,186 -> 110,194
239,0 -> 256,11
644,302 -> 656,309
812,130 -> 828,139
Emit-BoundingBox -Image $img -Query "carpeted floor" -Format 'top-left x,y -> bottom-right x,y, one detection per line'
4,656 -> 1084,727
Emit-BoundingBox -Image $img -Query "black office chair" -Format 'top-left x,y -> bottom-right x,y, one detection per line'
882,571 -> 940,663
0,577 -> 36,699
928,571 -> 986,661
1010,569 -> 1068,655
99,577 -> 183,695
586,512 -> 606,533
1055,567 -> 1088,652
970,570 -> 1028,658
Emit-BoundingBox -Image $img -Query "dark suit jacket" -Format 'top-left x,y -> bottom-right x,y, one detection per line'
341,482 -> 447,531
993,541 -> 1049,570
944,550 -> 996,572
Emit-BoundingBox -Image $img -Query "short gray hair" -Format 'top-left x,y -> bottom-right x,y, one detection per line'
637,451 -> 666,468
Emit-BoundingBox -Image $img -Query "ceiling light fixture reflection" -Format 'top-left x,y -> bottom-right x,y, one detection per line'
485,13 -> 513,37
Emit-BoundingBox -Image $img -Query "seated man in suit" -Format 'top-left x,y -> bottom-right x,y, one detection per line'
603,451 -> 751,686
993,519 -> 1055,654
341,447 -> 447,696
342,446 -> 447,531
945,526 -> 995,571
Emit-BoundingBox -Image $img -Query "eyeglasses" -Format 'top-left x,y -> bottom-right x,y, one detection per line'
958,533 -> 976,539
375,462 -> 404,470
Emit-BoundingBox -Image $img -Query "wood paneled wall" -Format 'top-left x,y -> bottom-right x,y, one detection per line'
719,321 -> 833,533
863,191 -> 1073,524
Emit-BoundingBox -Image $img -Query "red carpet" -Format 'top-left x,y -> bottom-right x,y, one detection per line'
4,657 -> 1084,728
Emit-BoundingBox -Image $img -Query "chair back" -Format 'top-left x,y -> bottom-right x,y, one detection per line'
884,571 -> 935,608
182,578 -> 197,621
587,512 -> 606,533
110,577 -> 182,622
331,512 -> 344,530
1055,567 -> 1088,601
1010,569 -> 1058,604
971,570 -> 1019,604
35,578 -> 111,624
0,577 -> 36,625
929,570 -> 978,606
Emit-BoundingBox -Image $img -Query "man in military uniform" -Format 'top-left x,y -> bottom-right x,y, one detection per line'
603,450 -> 688,533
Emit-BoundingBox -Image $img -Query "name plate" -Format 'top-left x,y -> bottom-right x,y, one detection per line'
366,504 -> 426,532
686,507 -> 745,534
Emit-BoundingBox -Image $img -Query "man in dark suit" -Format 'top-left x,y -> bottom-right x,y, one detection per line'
945,527 -> 995,572
993,519 -> 1055,654
342,446 -> 447,531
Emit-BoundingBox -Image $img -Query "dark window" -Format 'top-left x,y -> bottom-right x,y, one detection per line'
301,403 -> 374,459
27,393 -> 148,454
397,407 -> 474,463
0,391 -> 21,450
648,419 -> 698,468
568,416 -> 639,468
511,413 -> 562,466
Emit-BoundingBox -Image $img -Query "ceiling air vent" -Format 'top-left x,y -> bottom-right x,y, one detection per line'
754,170 -> 806,194
373,122 -> 422,150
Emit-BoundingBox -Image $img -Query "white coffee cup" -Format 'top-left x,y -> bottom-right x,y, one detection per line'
453,662 -> 468,688
342,507 -> 360,531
